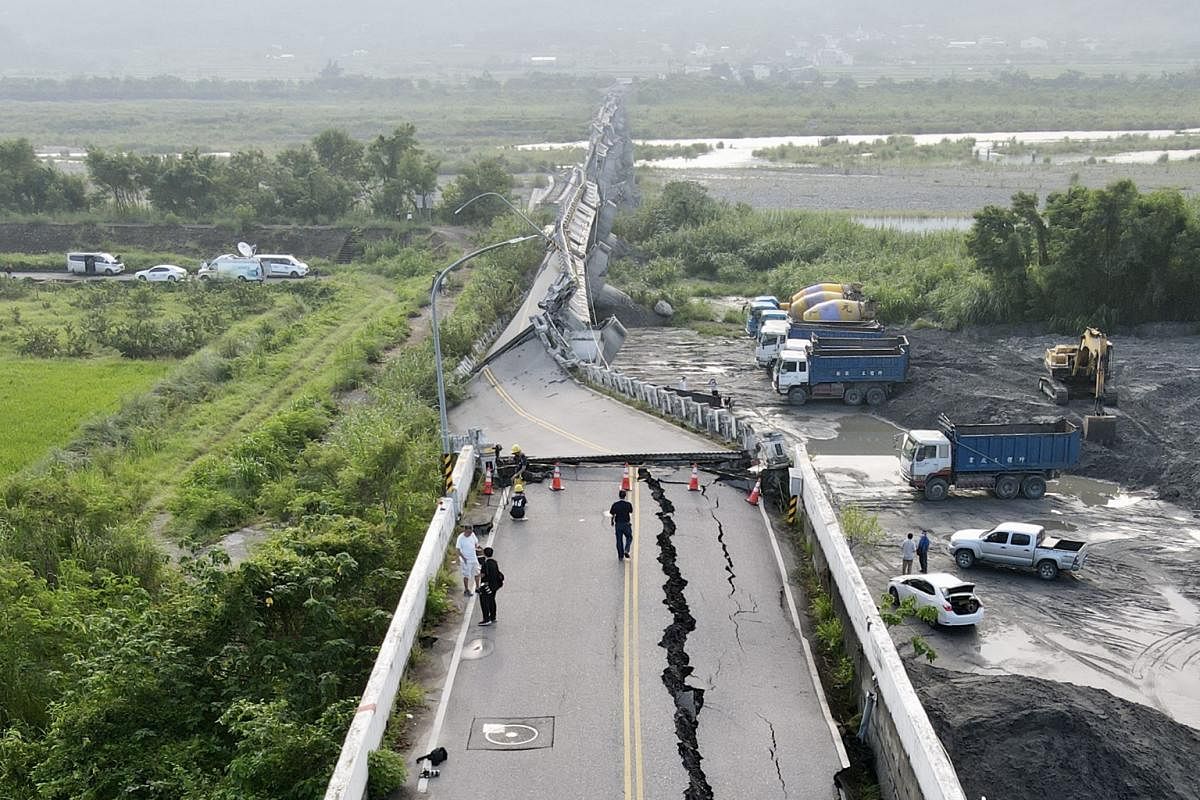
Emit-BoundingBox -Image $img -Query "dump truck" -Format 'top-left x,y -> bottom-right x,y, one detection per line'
898,414 -> 1081,501
744,297 -> 780,337
772,335 -> 910,406
755,319 -> 889,367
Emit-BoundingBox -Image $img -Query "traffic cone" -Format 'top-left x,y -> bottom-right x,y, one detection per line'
621,463 -> 631,491
551,463 -> 564,491
688,464 -> 700,492
482,465 -> 494,496
745,477 -> 761,506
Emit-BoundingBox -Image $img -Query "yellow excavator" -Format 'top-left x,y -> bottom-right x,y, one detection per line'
1039,327 -> 1117,442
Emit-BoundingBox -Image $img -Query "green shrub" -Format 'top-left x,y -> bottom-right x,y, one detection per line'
367,748 -> 406,800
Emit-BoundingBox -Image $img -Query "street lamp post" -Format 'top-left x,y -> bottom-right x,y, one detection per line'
453,192 -> 554,243
432,234 -> 541,454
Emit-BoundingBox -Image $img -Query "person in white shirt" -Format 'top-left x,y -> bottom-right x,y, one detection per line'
457,526 -> 481,596
901,532 -> 916,575
677,376 -> 689,391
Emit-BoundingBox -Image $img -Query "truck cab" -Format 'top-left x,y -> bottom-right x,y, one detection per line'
771,342 -> 814,394
745,298 -> 780,337
755,319 -> 794,367
898,430 -> 952,490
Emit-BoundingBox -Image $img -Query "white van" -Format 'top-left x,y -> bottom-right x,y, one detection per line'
66,252 -> 125,276
258,254 -> 309,278
197,257 -> 264,282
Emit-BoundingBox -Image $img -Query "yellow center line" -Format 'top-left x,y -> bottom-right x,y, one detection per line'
481,366 -> 614,454
623,531 -> 633,799
632,476 -> 645,800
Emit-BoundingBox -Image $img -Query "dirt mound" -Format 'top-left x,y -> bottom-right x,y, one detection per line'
877,325 -> 1200,508
910,665 -> 1200,800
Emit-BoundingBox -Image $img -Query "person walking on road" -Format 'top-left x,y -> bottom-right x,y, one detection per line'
901,532 -> 916,575
916,530 -> 931,574
478,547 -> 504,626
457,526 -> 481,596
610,489 -> 634,561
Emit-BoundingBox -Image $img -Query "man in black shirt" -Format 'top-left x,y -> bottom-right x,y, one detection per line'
609,489 -> 634,560
478,547 -> 503,626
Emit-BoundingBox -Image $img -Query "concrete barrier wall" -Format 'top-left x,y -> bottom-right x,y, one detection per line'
794,445 -> 967,800
324,446 -> 477,800
577,363 -> 752,446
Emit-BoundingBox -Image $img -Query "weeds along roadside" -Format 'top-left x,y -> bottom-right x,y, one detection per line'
0,230 -> 537,799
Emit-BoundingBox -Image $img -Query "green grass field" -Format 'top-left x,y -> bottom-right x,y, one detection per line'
0,355 -> 170,475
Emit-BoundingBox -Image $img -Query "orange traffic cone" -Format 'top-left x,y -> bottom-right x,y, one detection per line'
482,465 -> 494,496
621,463 -> 631,491
551,463 -> 564,491
688,464 -> 700,492
745,477 -> 761,506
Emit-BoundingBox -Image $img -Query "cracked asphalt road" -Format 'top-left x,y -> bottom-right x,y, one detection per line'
419,346 -> 843,798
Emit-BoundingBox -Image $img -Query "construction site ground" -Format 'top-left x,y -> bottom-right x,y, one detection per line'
615,324 -> 1200,800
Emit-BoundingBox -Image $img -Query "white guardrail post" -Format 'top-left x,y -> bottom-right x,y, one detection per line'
324,445 -> 476,800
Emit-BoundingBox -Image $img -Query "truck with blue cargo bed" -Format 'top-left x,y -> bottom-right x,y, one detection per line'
771,334 -> 910,406
898,414 -> 1081,501
744,297 -> 781,337
755,319 -> 889,367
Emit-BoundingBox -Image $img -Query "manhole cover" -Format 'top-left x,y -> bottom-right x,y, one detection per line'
461,638 -> 494,660
467,717 -> 554,751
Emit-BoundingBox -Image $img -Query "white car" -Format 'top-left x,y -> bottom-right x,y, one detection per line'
134,264 -> 188,282
259,254 -> 310,278
887,572 -> 984,627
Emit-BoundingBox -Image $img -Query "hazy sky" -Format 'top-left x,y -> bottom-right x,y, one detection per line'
2,0 -> 1197,75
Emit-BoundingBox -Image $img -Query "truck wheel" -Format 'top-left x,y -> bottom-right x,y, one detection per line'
955,549 -> 976,569
923,478 -> 949,501
844,386 -> 865,406
993,475 -> 1020,500
1021,476 -> 1047,500
1037,560 -> 1059,580
865,386 -> 887,406
888,587 -> 900,606
787,387 -> 808,406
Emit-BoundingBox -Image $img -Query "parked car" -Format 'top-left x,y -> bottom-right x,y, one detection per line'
258,254 -> 310,278
950,522 -> 1088,580
134,264 -> 188,282
66,252 -> 124,276
888,572 -> 984,626
197,257 -> 264,282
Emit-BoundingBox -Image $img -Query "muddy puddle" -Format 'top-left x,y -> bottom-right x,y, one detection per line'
616,326 -> 1200,730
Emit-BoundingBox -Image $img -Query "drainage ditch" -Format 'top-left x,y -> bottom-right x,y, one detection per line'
640,468 -> 715,800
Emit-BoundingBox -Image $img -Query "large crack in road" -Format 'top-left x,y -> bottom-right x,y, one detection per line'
641,468 -> 715,800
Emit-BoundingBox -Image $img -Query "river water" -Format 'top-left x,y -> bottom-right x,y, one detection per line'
520,128 -> 1200,170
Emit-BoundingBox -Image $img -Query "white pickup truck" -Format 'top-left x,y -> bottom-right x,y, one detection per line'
950,522 -> 1088,580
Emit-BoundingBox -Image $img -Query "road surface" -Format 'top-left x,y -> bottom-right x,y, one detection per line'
419,343 -> 847,798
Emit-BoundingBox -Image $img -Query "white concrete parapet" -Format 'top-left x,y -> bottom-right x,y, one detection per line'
795,444 -> 966,800
324,446 -> 477,800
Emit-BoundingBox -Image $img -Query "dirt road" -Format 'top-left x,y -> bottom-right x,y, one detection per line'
615,323 -> 1200,795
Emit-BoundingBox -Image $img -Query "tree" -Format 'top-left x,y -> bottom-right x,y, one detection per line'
437,157 -> 514,224
84,149 -> 150,210
366,125 -> 439,218
149,150 -> 222,217
967,204 -> 1033,313
0,138 -> 87,214
276,146 -> 356,223
312,129 -> 365,184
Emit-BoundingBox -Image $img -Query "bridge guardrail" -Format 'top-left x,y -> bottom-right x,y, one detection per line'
324,446 -> 477,800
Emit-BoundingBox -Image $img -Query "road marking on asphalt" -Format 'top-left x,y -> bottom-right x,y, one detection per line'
756,501 -> 851,769
481,366 -> 614,454
418,489 -> 510,793
632,477 -> 645,800
622,518 -> 632,799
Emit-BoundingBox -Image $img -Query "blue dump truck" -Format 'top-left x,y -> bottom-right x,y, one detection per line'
771,334 -> 910,406
744,297 -> 781,337
898,414 -> 1082,501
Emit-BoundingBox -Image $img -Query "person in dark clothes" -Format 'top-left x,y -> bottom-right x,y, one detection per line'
510,444 -> 529,482
917,529 -> 931,574
509,481 -> 528,520
478,547 -> 503,626
609,489 -> 634,560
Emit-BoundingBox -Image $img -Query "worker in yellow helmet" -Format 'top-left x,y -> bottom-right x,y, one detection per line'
510,444 -> 528,482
